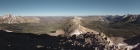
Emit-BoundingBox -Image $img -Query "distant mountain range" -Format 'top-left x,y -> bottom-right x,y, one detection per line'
120,14 -> 140,23
1,14 -> 140,24
81,14 -> 140,24
0,14 -> 40,24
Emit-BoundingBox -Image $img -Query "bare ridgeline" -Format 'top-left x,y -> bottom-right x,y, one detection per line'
0,14 -> 40,24
0,14 -> 140,50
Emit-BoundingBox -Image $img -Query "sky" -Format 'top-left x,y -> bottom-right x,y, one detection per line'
0,0 -> 140,16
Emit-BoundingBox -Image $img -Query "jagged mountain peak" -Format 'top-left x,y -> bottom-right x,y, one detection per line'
122,14 -> 130,19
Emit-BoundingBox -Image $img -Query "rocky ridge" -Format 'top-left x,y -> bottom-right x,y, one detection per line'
0,14 -> 40,24
121,14 -> 140,23
68,16 -> 99,35
66,16 -> 139,50
66,16 -> 114,46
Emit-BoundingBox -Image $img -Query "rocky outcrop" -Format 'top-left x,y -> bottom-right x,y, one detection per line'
0,14 -> 40,24
64,33 -> 118,50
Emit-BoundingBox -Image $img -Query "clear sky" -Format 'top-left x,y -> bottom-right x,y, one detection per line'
0,0 -> 140,16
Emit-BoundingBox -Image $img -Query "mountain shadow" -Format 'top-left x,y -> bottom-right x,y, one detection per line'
124,35 -> 140,45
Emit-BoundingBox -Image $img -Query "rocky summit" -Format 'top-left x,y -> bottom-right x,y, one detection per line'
0,14 -> 40,24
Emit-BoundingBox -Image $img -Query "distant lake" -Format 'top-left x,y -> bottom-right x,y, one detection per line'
16,28 -> 23,30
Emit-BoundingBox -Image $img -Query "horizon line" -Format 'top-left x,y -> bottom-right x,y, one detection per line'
1,14 -> 140,16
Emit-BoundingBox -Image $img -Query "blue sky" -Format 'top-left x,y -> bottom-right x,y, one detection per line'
0,0 -> 140,16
